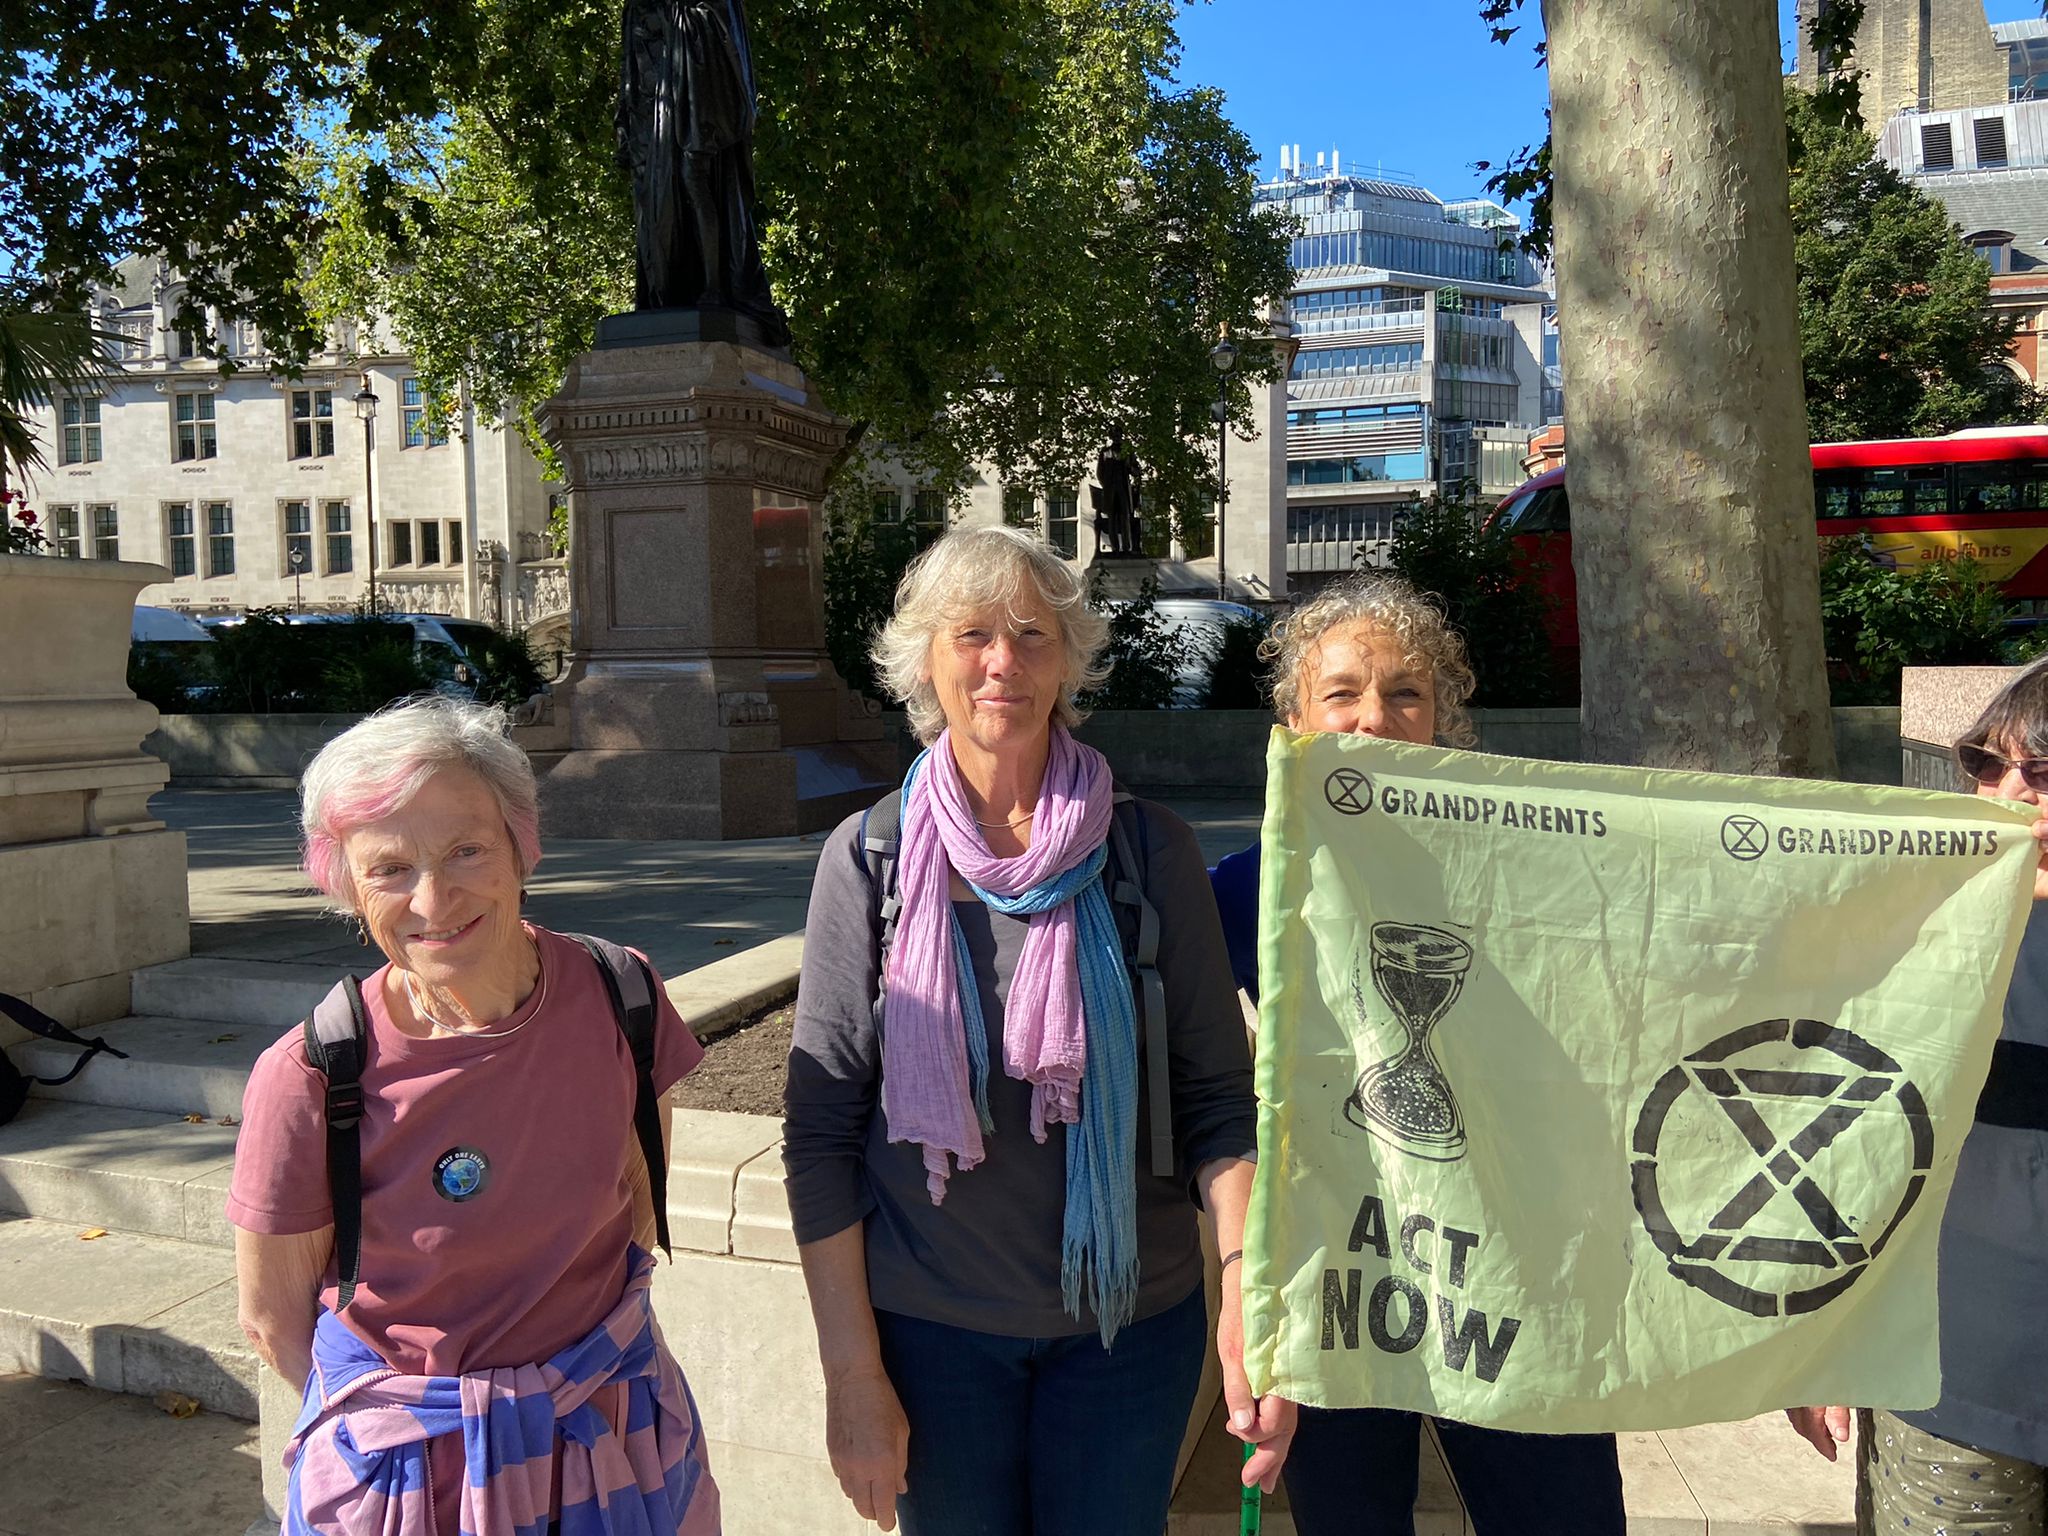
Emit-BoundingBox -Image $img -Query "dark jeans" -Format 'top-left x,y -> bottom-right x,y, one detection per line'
873,1284 -> 1208,1536
1282,1405 -> 1626,1536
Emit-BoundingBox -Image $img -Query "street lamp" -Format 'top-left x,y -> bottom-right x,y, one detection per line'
287,544 -> 307,610
354,374 -> 380,613
1209,324 -> 1239,601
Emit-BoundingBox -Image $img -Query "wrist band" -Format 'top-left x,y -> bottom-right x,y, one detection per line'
1220,1248 -> 1244,1272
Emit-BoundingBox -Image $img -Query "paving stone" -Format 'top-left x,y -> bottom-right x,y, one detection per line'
0,1374 -> 259,1536
1658,1412 -> 1856,1534
0,1099 -> 240,1242
0,1372 -> 103,1450
1615,1428 -> 1706,1534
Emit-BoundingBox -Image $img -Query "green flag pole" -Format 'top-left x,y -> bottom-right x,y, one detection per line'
1240,1440 -> 1262,1535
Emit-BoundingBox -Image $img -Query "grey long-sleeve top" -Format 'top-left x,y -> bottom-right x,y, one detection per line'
782,796 -> 1257,1337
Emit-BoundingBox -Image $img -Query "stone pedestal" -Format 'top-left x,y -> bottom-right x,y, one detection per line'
533,334 -> 892,839
1899,665 -> 2017,792
0,555 -> 190,1030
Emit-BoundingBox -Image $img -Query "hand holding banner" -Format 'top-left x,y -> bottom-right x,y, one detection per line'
1241,729 -> 2037,1431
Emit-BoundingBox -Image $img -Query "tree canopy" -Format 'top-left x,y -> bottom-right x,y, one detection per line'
1786,85 -> 2035,439
6,0 -> 1291,517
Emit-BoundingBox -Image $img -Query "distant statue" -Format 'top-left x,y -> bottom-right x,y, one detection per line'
616,0 -> 789,344
1090,430 -> 1144,555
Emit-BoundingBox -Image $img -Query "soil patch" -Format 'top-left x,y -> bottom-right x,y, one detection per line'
670,1001 -> 794,1117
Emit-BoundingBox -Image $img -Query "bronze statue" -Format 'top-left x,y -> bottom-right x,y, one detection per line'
1090,430 -> 1144,555
616,0 -> 789,344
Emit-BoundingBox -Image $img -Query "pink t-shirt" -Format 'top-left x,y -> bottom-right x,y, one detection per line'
225,925 -> 704,1377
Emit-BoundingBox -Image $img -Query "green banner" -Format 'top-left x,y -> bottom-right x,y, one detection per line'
1242,729 -> 2036,1431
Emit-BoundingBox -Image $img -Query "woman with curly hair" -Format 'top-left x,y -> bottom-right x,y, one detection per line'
1208,572 -> 1626,1536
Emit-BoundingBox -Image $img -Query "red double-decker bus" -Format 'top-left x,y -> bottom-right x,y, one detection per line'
1492,427 -> 2048,669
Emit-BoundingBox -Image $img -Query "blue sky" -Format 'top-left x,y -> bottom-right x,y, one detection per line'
1173,0 -> 2046,211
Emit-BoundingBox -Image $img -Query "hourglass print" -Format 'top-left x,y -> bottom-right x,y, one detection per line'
1345,922 -> 1475,1162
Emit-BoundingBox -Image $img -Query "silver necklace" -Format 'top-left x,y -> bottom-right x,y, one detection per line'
973,808 -> 1037,829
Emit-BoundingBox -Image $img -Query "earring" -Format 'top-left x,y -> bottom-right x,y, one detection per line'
354,916 -> 371,947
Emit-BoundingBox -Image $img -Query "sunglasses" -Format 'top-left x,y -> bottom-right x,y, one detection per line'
1957,743 -> 2048,794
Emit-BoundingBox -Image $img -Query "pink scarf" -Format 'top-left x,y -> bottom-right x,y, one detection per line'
880,726 -> 1116,1200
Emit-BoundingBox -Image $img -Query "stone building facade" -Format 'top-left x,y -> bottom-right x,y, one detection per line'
1794,0 -> 2007,115
21,258 -> 568,649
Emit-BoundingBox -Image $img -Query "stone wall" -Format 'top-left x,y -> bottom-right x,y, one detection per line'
144,713 -> 367,787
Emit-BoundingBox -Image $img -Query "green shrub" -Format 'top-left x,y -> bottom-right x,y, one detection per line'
823,492 -> 926,702
461,624 -> 547,709
321,631 -> 439,713
127,643 -> 211,713
1382,496 -> 1567,707
205,607 -> 299,712
1197,612 -> 1274,710
1077,577 -> 1180,712
1819,535 -> 2012,703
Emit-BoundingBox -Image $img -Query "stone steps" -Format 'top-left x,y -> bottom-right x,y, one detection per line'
0,1213 -> 257,1421
0,1098 -> 242,1247
10,1013 -> 277,1119
131,955 -> 341,1030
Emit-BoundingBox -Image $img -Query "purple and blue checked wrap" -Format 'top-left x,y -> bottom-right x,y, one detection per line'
284,1248 -> 718,1536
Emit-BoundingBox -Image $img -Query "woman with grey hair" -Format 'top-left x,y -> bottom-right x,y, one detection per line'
1208,572 -> 1627,1536
1788,662 -> 2048,1535
226,695 -> 720,1535
783,526 -> 1288,1534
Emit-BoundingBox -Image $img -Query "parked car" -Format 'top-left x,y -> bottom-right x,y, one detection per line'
129,604 -> 224,708
1151,597 -> 1263,707
199,611 -> 494,693
131,605 -> 217,645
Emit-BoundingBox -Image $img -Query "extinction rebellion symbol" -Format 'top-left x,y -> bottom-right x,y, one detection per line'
1325,768 -> 1373,816
1720,816 -> 1768,862
1630,1018 -> 1932,1318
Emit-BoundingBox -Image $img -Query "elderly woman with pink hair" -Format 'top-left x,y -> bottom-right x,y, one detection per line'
227,695 -> 719,1536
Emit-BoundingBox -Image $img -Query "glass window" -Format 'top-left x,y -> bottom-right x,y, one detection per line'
910,488 -> 948,548
1046,491 -> 1078,559
1955,464 -> 2021,514
282,501 -> 313,575
400,378 -> 449,448
61,397 -> 102,464
90,503 -> 118,560
1002,487 -> 1038,531
871,489 -> 903,523
1815,465 -> 1949,518
165,503 -> 195,576
445,520 -> 463,564
174,392 -> 217,461
390,521 -> 413,567
290,389 -> 334,458
2015,460 -> 2048,509
49,504 -> 80,557
206,501 -> 234,576
419,520 -> 441,565
324,501 -> 353,575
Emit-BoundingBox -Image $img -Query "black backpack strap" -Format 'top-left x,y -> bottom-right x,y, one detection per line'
1107,794 -> 1174,1179
862,791 -> 905,970
574,934 -> 671,1260
301,978 -> 369,1311
0,991 -> 132,1088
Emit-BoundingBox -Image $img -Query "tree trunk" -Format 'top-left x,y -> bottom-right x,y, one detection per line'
1547,0 -> 1838,775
